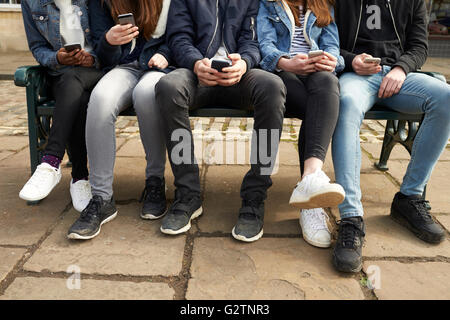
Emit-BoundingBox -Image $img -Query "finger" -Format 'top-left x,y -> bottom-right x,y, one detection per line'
218,71 -> 241,79
295,53 -> 309,60
119,32 -> 139,44
200,65 -> 219,75
67,49 -> 80,57
378,78 -> 389,98
315,63 -> 334,72
384,79 -> 398,98
200,72 -> 221,82
222,65 -> 240,73
322,51 -> 337,61
228,53 -> 241,62
393,80 -> 403,95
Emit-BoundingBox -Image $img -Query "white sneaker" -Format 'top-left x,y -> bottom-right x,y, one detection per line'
19,163 -> 62,202
289,169 -> 345,209
70,179 -> 92,212
300,208 -> 331,248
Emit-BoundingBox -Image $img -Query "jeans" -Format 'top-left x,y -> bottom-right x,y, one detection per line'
46,67 -> 104,180
333,66 -> 450,218
87,62 -> 167,200
155,68 -> 286,200
278,71 -> 340,175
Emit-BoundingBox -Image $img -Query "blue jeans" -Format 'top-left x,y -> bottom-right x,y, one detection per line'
332,66 -> 450,219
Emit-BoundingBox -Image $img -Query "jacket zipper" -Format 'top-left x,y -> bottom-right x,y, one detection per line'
351,0 -> 363,52
387,0 -> 404,53
250,17 -> 256,41
206,0 -> 220,57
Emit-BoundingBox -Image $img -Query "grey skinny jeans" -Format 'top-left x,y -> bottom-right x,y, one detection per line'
86,62 -> 166,200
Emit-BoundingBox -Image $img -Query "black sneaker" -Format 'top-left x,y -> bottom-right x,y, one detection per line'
333,217 -> 365,273
232,197 -> 265,243
67,195 -> 117,240
391,192 -> 445,244
140,176 -> 167,220
160,192 -> 202,235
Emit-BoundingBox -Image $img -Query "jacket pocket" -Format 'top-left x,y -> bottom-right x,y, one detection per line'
32,13 -> 49,37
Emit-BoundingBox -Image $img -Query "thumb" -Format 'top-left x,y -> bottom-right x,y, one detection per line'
228,53 -> 241,62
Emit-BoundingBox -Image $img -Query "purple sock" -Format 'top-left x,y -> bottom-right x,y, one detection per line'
42,154 -> 61,169
73,177 -> 89,183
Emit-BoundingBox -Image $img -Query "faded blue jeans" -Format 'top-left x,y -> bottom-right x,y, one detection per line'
332,66 -> 450,219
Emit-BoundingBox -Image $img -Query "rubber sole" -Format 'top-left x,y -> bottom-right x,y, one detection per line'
332,254 -> 362,273
140,207 -> 169,220
232,227 -> 264,243
390,208 -> 444,244
290,185 -> 345,210
67,211 -> 118,240
160,207 -> 203,235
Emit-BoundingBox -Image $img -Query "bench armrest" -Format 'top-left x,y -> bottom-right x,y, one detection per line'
14,65 -> 47,87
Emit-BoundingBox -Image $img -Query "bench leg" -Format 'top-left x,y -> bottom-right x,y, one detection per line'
375,120 -> 420,171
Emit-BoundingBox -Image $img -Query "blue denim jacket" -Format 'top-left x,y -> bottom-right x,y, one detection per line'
257,0 -> 344,73
21,0 -> 94,75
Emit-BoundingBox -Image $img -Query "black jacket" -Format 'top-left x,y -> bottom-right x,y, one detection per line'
88,0 -> 173,72
166,0 -> 261,70
335,0 -> 428,74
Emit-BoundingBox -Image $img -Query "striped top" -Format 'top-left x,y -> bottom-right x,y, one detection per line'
289,7 -> 310,57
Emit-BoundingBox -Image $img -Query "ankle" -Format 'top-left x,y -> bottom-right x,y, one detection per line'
42,154 -> 61,169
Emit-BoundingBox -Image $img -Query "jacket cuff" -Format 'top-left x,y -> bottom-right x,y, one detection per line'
343,52 -> 357,72
187,54 -> 204,71
393,61 -> 412,75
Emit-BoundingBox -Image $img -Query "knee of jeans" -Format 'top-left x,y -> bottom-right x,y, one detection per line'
256,74 -> 287,112
87,89 -> 120,124
132,85 -> 156,114
339,94 -> 365,122
430,89 -> 450,121
155,75 -> 190,114
310,72 -> 340,94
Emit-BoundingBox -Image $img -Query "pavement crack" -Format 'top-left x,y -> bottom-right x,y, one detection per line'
0,200 -> 72,296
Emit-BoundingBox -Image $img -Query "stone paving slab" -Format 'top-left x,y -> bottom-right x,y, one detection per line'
186,238 -> 365,300
0,136 -> 28,152
23,203 -> 186,277
436,214 -> 450,233
0,248 -> 26,282
361,142 -> 412,161
0,277 -> 174,300
348,174 -> 450,258
0,167 -> 71,246
198,166 -> 302,235
362,261 -> 450,300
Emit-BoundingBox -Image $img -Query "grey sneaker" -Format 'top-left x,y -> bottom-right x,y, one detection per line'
232,198 -> 265,243
140,176 -> 167,220
67,195 -> 117,240
160,193 -> 202,235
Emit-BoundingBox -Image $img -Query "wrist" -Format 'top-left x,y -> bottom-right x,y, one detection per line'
277,57 -> 290,72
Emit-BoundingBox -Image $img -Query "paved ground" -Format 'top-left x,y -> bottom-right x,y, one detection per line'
0,59 -> 449,300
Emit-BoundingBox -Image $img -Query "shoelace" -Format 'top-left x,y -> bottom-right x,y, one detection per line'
338,220 -> 365,249
27,165 -> 56,189
302,209 -> 329,231
170,194 -> 197,217
409,199 -> 433,222
79,197 -> 102,222
72,181 -> 91,197
140,180 -> 164,203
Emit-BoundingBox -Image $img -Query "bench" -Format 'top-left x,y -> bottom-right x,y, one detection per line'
14,65 -> 447,204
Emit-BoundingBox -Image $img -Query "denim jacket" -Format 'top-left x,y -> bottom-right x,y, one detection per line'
21,0 -> 95,75
257,0 -> 344,73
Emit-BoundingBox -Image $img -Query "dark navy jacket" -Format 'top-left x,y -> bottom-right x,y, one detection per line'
87,0 -> 173,72
166,0 -> 261,70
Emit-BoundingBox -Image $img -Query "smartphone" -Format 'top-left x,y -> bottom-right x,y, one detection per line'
211,58 -> 232,72
364,57 -> 381,65
118,13 -> 136,26
64,43 -> 82,52
308,50 -> 324,58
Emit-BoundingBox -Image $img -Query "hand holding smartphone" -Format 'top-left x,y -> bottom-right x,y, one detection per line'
308,50 -> 324,58
364,57 -> 381,65
64,43 -> 82,52
211,58 -> 233,72
118,13 -> 136,26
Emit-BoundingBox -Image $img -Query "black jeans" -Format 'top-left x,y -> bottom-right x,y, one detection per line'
46,67 -> 104,180
155,68 -> 286,201
278,71 -> 340,175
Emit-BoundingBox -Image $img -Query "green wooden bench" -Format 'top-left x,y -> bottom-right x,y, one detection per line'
14,65 -> 447,204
